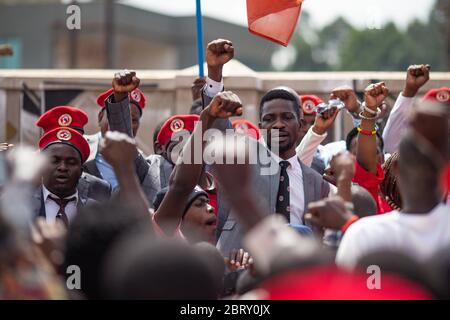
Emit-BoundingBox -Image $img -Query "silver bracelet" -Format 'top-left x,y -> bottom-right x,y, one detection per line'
359,108 -> 380,120
361,102 -> 378,115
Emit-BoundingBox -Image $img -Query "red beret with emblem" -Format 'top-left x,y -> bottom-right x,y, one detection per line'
36,106 -> 88,134
157,115 -> 200,147
232,119 -> 261,140
299,95 -> 324,115
38,127 -> 90,163
422,87 -> 450,104
96,88 -> 147,111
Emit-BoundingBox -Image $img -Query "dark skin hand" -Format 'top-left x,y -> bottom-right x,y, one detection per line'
42,144 -> 82,198
112,69 -> 140,102
358,82 -> 389,175
304,196 -> 355,231
31,217 -> 66,270
155,91 -> 243,236
206,39 -> 234,82
224,248 -> 254,272
403,64 -> 430,98
191,77 -> 207,101
101,131 -> 150,217
212,138 -> 266,231
330,151 -> 356,202
331,86 -> 360,114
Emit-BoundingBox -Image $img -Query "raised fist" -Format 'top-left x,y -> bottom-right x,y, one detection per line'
112,69 -> 140,94
204,91 -> 243,119
101,131 -> 138,170
404,64 -> 430,97
364,82 -> 389,110
206,39 -> 234,68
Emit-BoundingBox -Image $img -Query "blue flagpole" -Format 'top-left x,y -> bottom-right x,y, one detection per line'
195,0 -> 204,77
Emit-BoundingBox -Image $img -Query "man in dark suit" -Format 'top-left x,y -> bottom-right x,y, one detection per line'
36,105 -> 112,202
32,127 -> 96,225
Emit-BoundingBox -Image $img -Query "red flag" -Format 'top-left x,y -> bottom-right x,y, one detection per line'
247,0 -> 303,46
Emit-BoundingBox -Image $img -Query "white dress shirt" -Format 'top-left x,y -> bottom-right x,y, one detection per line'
42,185 -> 79,224
271,153 -> 305,225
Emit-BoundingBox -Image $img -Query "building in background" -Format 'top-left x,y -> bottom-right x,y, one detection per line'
0,1 -> 277,70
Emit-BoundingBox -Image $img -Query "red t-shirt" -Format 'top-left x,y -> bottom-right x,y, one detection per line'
352,161 -> 393,214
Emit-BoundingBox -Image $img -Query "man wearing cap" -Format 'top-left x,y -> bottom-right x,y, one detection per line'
36,106 -> 111,202
155,114 -> 219,212
83,71 -> 159,205
31,127 -> 96,225
83,72 -> 149,189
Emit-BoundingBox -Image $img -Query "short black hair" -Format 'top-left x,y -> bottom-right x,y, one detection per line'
259,87 -> 301,120
345,127 -> 384,152
64,200 -> 150,299
102,236 -> 218,299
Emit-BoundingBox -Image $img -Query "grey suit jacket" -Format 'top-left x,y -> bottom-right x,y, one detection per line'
146,154 -> 173,190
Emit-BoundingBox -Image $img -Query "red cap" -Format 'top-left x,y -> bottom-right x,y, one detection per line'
260,265 -> 432,300
232,119 -> 261,140
422,87 -> 450,104
299,95 -> 324,115
39,127 -> 90,163
36,106 -> 88,134
96,88 -> 147,110
157,115 -> 200,147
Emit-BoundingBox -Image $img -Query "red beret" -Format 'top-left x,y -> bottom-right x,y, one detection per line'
299,95 -> 324,115
157,115 -> 200,147
422,87 -> 450,103
232,119 -> 261,140
39,127 -> 90,163
260,266 -> 431,300
96,88 -> 147,110
36,106 -> 88,134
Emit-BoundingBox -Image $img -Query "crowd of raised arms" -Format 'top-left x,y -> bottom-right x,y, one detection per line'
0,38 -> 449,300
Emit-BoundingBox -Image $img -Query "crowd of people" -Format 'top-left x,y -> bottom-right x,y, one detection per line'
0,38 -> 449,300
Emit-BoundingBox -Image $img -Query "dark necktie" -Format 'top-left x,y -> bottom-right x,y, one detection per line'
48,195 -> 76,227
276,160 -> 290,222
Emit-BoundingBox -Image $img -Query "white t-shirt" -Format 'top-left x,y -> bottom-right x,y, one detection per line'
336,203 -> 450,270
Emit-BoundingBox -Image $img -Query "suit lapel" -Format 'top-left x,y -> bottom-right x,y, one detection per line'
300,160 -> 315,220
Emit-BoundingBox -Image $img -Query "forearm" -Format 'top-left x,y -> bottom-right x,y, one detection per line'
357,114 -> 378,175
336,177 -> 352,202
115,164 -> 150,217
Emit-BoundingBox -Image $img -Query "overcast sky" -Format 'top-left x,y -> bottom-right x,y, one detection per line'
121,0 -> 436,30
